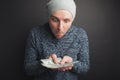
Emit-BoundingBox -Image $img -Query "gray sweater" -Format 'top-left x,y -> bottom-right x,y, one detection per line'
24,23 -> 90,80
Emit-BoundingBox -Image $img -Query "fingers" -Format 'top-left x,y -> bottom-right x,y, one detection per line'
60,56 -> 73,65
58,56 -> 73,71
60,59 -> 65,65
49,54 -> 58,64
48,55 -> 73,71
58,66 -> 72,71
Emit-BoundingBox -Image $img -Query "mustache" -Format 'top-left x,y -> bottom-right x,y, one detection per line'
56,31 -> 64,34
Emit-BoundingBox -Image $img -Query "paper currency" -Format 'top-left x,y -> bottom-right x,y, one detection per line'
41,58 -> 78,69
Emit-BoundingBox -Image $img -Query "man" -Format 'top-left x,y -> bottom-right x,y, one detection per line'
24,0 -> 90,80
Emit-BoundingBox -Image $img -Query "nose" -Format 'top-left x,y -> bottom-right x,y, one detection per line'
58,21 -> 63,31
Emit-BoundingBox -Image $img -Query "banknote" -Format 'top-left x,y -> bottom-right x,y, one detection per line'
41,58 -> 78,69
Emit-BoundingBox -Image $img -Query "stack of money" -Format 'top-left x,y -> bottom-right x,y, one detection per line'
41,58 -> 78,69
41,58 -> 62,68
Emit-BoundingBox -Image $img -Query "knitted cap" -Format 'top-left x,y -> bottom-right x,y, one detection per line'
46,0 -> 76,20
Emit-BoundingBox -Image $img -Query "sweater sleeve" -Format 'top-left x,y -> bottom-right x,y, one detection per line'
24,27 -> 46,76
71,28 -> 90,74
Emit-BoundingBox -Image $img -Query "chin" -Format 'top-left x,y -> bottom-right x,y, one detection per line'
56,36 -> 62,39
55,35 -> 63,39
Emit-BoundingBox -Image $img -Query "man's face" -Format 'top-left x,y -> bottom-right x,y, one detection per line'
49,10 -> 73,39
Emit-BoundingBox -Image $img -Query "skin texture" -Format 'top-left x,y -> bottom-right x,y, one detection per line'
48,10 -> 74,71
48,10 -> 73,39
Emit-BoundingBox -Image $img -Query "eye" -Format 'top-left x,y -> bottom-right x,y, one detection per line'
64,19 -> 70,23
51,17 -> 59,22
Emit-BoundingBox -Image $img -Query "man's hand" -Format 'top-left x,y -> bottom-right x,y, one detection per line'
49,54 -> 59,64
60,56 -> 73,65
58,56 -> 73,71
49,54 -> 73,71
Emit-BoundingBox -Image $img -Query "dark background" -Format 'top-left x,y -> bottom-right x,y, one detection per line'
0,0 -> 120,80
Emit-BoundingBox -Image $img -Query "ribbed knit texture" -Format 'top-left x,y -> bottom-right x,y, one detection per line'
24,23 -> 90,80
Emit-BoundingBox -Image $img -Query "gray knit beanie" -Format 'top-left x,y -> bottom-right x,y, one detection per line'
46,0 -> 76,20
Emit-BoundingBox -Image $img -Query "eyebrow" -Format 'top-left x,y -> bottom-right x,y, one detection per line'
50,15 -> 58,19
50,15 -> 71,20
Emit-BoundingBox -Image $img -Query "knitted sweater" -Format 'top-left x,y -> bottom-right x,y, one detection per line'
24,23 -> 90,80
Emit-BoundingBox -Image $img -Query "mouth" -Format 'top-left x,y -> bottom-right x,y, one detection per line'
55,33 -> 64,38
56,33 -> 63,36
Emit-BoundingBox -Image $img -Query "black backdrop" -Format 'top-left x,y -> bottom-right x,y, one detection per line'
0,0 -> 120,80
